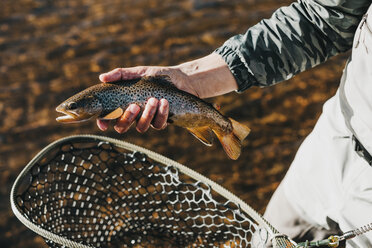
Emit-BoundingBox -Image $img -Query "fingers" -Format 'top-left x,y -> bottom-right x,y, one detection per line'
151,99 -> 169,130
99,67 -> 150,83
136,98 -> 159,133
97,119 -> 110,131
99,68 -> 122,82
113,104 -> 141,133
96,99 -> 169,133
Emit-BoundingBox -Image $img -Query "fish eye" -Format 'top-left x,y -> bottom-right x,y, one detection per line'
67,102 -> 77,110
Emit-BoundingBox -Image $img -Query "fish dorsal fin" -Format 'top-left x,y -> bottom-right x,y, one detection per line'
186,126 -> 214,146
102,107 -> 124,120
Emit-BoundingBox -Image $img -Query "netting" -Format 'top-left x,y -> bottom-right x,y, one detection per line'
11,135 -> 296,248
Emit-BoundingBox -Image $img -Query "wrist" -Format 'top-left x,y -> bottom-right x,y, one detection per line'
175,53 -> 238,98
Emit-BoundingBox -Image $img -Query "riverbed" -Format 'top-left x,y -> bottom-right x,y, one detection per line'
0,0 -> 347,246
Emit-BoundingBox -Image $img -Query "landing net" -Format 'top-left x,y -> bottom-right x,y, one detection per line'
11,135 -> 296,248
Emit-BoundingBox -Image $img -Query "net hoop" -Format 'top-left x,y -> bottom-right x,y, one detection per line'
10,134 -> 294,248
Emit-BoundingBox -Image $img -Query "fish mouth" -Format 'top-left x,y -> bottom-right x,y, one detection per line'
56,106 -> 78,123
56,106 -> 90,123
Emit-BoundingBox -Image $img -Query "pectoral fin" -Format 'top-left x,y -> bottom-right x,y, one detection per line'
187,126 -> 214,146
101,107 -> 124,120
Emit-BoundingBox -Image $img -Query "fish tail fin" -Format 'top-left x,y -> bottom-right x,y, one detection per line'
212,129 -> 241,160
228,117 -> 251,142
212,119 -> 250,160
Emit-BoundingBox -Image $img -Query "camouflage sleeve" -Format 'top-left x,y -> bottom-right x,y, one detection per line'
215,0 -> 371,92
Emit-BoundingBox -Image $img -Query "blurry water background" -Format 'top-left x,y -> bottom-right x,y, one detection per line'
0,0 -> 349,247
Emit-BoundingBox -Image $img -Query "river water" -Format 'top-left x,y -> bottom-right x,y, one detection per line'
0,0 -> 348,247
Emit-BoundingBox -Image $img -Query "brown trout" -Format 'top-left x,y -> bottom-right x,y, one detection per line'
56,76 -> 250,159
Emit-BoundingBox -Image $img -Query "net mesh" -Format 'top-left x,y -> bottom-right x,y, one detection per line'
11,136 -> 296,248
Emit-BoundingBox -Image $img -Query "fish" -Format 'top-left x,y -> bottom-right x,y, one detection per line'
56,76 -> 250,159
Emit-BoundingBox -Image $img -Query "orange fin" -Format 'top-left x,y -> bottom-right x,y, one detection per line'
212,129 -> 241,160
212,119 -> 250,160
187,127 -> 214,146
229,118 -> 250,141
102,107 -> 124,120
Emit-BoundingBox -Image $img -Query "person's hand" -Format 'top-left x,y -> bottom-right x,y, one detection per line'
96,66 -> 197,133
96,53 -> 238,134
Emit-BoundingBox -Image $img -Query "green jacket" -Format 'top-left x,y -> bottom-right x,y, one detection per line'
215,0 -> 371,92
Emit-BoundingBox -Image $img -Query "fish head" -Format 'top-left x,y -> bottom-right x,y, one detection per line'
56,93 -> 103,123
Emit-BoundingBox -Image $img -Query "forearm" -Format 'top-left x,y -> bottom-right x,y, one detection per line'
216,0 -> 370,92
174,53 -> 238,98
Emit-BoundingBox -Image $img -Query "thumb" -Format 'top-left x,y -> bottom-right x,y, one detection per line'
99,68 -> 122,83
99,67 -> 149,83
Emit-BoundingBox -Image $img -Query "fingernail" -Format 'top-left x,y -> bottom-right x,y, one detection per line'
99,74 -> 106,82
147,98 -> 159,109
148,97 -> 157,104
159,99 -> 169,110
114,126 -> 124,133
97,119 -> 108,131
161,123 -> 167,130
114,121 -> 130,133
160,98 -> 168,104
127,104 -> 140,115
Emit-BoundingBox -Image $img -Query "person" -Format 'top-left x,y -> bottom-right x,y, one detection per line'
97,0 -> 372,247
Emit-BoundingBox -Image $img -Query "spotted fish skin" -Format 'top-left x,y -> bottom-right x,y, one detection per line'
56,76 -> 250,159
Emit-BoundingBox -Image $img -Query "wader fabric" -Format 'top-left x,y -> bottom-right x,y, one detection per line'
216,1 -> 372,247
272,6 -> 372,248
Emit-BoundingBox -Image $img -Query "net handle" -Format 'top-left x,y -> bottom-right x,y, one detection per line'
11,134 -> 282,247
